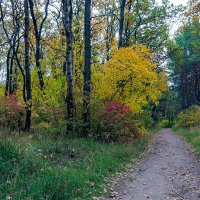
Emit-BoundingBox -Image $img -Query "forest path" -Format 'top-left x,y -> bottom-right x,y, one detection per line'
106,129 -> 200,200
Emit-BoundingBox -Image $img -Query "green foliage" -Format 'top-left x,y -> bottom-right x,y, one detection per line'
175,105 -> 200,127
154,90 -> 179,125
168,17 -> 200,108
137,109 -> 154,129
160,119 -> 171,128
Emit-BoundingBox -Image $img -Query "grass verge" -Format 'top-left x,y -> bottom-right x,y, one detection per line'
0,129 -> 158,200
173,126 -> 200,156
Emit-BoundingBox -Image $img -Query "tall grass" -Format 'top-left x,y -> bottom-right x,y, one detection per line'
174,126 -> 200,156
0,129 -> 157,200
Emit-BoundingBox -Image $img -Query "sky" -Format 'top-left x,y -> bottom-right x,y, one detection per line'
156,0 -> 187,6
156,0 -> 188,36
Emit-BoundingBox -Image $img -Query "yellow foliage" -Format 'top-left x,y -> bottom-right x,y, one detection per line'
93,45 -> 168,114
175,105 -> 200,127
0,86 -> 5,97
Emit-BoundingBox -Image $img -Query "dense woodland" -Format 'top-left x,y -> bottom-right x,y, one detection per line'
0,0 -> 200,199
0,0 -> 199,135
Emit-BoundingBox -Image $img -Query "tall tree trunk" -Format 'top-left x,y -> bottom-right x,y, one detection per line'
105,16 -> 110,61
9,54 -> 14,95
195,63 -> 200,104
181,70 -> 189,109
24,0 -> 32,131
28,0 -> 50,90
124,0 -> 132,46
105,6 -> 110,61
35,39 -> 45,90
5,48 -> 11,96
83,0 -> 91,137
62,0 -> 74,132
118,0 -> 126,49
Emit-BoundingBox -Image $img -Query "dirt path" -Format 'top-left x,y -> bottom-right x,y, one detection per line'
107,129 -> 200,200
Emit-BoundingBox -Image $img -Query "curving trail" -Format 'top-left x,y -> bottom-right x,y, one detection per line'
107,129 -> 200,200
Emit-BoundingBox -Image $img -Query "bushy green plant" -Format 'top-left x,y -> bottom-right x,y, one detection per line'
160,119 -> 170,128
175,105 -> 200,127
137,110 -> 154,128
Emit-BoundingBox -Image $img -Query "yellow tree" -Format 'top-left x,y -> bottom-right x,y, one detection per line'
93,45 -> 168,114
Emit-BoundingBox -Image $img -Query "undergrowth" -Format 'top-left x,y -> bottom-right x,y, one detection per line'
0,128 -> 158,200
174,126 -> 200,156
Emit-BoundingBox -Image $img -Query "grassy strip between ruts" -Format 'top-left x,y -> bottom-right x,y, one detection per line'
0,128 -> 158,200
173,126 -> 200,157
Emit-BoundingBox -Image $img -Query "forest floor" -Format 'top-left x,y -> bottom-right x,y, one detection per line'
0,128 -> 156,200
105,129 -> 200,200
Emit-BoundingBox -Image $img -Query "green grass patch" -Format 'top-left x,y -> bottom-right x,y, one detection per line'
174,126 -> 200,156
0,129 -> 158,200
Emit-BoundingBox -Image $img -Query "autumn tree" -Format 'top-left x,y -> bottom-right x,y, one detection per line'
93,46 -> 168,114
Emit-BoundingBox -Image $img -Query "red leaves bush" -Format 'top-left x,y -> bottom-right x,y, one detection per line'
105,100 -> 130,113
96,99 -> 142,143
0,95 -> 25,129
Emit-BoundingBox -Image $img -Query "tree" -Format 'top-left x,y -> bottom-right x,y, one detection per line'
28,0 -> 50,90
62,0 -> 74,132
168,16 -> 200,109
83,0 -> 92,136
118,0 -> 126,48
0,0 -> 25,98
93,46 -> 168,114
24,0 -> 32,131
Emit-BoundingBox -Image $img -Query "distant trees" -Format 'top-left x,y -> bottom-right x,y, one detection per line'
0,1 -> 24,97
168,16 -> 200,109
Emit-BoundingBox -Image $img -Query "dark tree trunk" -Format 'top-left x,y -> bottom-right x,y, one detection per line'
180,70 -> 190,109
106,17 -> 110,61
29,0 -> 50,90
105,6 -> 110,61
118,0 -> 126,49
24,0 -> 32,131
5,48 -> 11,96
35,39 -> 45,90
62,0 -> 74,132
83,0 -> 91,137
9,55 -> 14,95
124,0 -> 132,46
195,63 -> 200,104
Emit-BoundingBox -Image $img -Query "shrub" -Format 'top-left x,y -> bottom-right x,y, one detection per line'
31,104 -> 66,135
94,100 -> 144,143
0,95 -> 25,129
175,105 -> 200,127
160,119 -> 170,128
137,110 -> 154,129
